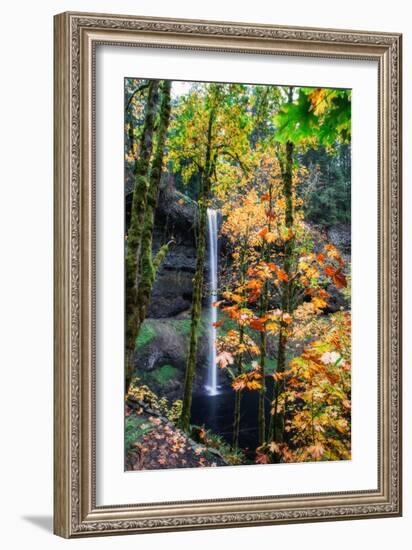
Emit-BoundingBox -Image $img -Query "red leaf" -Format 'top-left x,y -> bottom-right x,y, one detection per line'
249,318 -> 265,332
332,270 -> 347,289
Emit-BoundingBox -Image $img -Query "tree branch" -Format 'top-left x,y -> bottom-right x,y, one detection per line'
126,81 -> 150,111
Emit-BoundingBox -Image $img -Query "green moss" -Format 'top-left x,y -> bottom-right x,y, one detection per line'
136,314 -> 209,351
173,317 -> 207,337
173,319 -> 191,336
216,316 -> 237,337
265,357 -> 278,372
148,364 -> 179,386
136,321 -> 156,349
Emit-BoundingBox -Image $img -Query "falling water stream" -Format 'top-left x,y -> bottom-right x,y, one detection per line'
206,208 -> 218,395
191,208 -> 270,453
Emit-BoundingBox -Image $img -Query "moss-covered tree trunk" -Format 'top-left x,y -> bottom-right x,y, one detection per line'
180,108 -> 216,433
125,80 -> 159,392
269,138 -> 294,443
126,81 -> 150,158
233,387 -> 242,450
258,185 -> 274,446
136,80 -> 172,334
179,178 -> 210,431
232,325 -> 244,450
258,288 -> 268,446
232,244 -> 248,450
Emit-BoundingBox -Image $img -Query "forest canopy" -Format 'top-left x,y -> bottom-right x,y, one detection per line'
125,80 -> 351,226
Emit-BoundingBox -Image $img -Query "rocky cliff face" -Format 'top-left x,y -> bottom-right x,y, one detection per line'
132,184 -> 213,400
148,186 -> 199,318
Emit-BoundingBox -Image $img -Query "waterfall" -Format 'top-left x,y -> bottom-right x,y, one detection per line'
206,208 -> 218,396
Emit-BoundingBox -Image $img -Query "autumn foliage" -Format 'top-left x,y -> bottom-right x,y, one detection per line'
214,150 -> 351,461
125,80 -> 352,469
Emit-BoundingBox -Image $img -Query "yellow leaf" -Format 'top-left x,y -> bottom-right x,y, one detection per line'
269,442 -> 280,454
312,297 -> 328,310
264,231 -> 276,243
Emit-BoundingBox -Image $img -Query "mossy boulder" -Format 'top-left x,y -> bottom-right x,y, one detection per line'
133,316 -> 211,401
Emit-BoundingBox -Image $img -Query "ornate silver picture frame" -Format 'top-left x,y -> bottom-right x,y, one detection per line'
54,11 -> 402,538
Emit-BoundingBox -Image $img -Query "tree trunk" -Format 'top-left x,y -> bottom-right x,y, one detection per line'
258,326 -> 267,445
232,242 -> 248,450
125,80 -> 159,392
258,185 -> 274,446
136,80 -> 172,332
179,177 -> 210,432
180,106 -> 216,432
269,138 -> 294,443
232,325 -> 245,450
233,390 -> 242,450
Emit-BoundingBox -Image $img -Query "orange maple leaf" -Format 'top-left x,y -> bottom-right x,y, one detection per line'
249,318 -> 265,332
277,269 -> 289,282
232,377 -> 246,391
246,279 -> 262,290
324,264 -> 335,278
258,226 -> 268,238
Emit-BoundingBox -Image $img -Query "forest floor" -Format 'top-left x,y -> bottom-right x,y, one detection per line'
125,399 -> 228,470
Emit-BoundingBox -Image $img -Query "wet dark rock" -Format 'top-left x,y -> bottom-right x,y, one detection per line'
326,223 -> 351,256
147,185 -> 202,318
126,169 -> 201,318
324,283 -> 349,313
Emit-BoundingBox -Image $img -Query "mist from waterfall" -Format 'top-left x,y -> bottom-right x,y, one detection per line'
206,208 -> 218,396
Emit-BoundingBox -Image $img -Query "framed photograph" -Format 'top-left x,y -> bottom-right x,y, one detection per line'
54,11 -> 402,537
